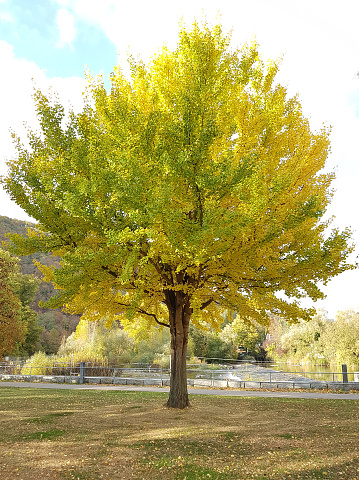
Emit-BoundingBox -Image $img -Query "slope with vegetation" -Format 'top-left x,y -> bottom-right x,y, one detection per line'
0,215 -> 80,355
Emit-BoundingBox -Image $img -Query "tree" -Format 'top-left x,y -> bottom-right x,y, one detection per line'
265,310 -> 359,366
1,22 -> 355,408
220,315 -> 266,359
262,315 -> 291,360
0,249 -> 24,357
189,324 -> 234,361
324,310 -> 359,365
0,248 -> 41,357
11,271 -> 42,356
279,312 -> 329,363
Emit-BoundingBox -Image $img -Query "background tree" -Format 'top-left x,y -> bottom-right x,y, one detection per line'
324,310 -> 359,365
0,248 -> 42,357
1,22 -> 355,408
265,310 -> 359,366
56,316 -> 171,367
189,324 -> 234,362
11,271 -> 42,356
0,249 -> 24,357
279,312 -> 328,364
262,315 -> 291,360
220,315 -> 266,359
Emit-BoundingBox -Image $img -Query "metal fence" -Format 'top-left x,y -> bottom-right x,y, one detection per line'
1,362 -> 359,389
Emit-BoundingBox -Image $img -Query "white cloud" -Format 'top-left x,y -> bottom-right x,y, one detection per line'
0,0 -> 13,22
56,8 -> 77,48
0,11 -> 12,22
0,41 -> 86,222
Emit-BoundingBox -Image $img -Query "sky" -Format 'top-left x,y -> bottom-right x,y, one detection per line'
0,0 -> 358,317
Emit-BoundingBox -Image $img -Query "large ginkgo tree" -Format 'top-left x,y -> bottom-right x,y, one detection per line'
1,22 -> 354,408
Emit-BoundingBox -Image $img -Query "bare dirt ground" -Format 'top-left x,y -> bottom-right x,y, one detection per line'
0,387 -> 359,479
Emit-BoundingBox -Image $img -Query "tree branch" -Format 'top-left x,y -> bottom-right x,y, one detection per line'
114,301 -> 170,328
147,257 -> 172,285
200,298 -> 214,310
101,265 -> 118,278
137,308 -> 170,328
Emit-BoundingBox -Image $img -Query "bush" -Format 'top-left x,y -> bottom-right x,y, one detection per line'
21,351 -> 53,375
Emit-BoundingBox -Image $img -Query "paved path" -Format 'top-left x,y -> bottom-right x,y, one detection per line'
1,381 -> 359,400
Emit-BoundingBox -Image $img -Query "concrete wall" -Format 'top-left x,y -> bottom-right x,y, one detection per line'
2,373 -> 359,390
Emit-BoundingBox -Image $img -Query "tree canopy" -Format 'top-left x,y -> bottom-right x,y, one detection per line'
1,22 -> 355,406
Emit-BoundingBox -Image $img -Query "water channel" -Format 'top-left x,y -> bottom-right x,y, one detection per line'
256,361 -> 359,382
186,360 -> 359,382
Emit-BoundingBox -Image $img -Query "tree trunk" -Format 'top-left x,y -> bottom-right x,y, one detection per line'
165,290 -> 191,409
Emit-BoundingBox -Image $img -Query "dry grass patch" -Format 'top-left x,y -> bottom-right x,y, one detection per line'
0,387 -> 359,479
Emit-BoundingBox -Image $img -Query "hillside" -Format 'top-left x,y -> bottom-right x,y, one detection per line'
0,215 -> 80,354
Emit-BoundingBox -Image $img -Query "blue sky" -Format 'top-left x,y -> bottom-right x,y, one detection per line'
1,0 -> 359,317
0,0 -> 117,77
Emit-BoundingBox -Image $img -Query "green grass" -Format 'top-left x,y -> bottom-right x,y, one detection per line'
23,411 -> 75,423
0,387 -> 359,479
20,429 -> 66,441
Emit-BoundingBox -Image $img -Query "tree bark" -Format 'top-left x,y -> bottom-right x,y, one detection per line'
165,290 -> 191,409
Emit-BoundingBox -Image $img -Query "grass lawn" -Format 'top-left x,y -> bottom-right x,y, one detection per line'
0,388 -> 359,479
